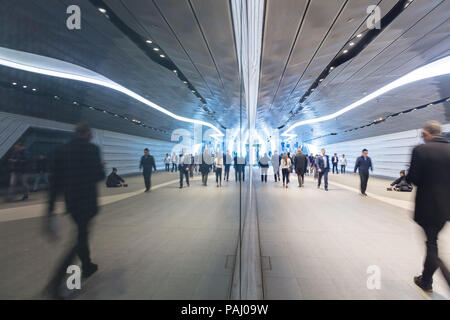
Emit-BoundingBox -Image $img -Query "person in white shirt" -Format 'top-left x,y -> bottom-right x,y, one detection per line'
340,154 -> 347,174
214,153 -> 224,187
164,153 -> 171,172
171,152 -> 178,172
280,153 -> 292,188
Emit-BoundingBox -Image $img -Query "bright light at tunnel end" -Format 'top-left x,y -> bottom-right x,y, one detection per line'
282,55 -> 450,136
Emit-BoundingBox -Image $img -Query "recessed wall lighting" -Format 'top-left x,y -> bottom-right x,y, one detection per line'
22,85 -> 27,88
153,48 -> 159,52
330,66 -> 334,70
54,95 -> 59,99
343,49 -> 348,53
32,88 -> 37,91
98,8 -> 106,13
356,33 -> 362,38
173,70 -> 177,73
12,82 -> 17,85
146,40 -> 152,44
160,54 -> 165,58
349,42 -> 355,46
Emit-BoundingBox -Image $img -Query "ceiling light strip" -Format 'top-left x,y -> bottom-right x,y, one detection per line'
0,47 -> 223,136
282,55 -> 450,135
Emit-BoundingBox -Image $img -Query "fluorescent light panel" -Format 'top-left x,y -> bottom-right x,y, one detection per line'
283,55 -> 450,136
0,47 -> 223,136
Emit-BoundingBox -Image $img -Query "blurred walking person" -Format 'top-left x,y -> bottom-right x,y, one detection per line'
140,148 -> 156,192
354,149 -> 373,196
340,154 -> 347,174
224,150 -> 232,181
6,142 -> 30,201
406,121 -> 450,292
45,123 -> 105,299
33,153 -> 49,192
214,152 -> 223,187
200,147 -> 212,186
171,152 -> 178,172
317,149 -> 330,191
164,153 -> 171,172
332,153 -> 339,174
259,153 -> 270,183
293,149 -> 308,187
179,149 -> 190,188
280,153 -> 291,188
271,150 -> 280,182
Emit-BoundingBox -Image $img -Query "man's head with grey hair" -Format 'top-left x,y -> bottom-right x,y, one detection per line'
422,120 -> 441,143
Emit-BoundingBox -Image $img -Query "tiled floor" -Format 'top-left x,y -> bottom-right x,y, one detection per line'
256,173 -> 450,300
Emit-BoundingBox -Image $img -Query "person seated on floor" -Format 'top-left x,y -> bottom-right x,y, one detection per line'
387,170 -> 412,192
106,168 -> 127,187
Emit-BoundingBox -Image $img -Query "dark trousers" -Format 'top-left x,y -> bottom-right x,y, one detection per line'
179,169 -> 189,187
359,171 -> 369,194
297,173 -> 304,187
165,163 -> 170,171
332,163 -> 338,174
235,166 -> 245,182
47,213 -> 93,292
341,165 -> 346,174
171,163 -> 177,172
274,169 -> 280,182
318,170 -> 328,189
143,169 -> 152,190
421,223 -> 449,284
202,172 -> 209,185
224,165 -> 230,181
216,168 -> 222,185
282,168 -> 290,185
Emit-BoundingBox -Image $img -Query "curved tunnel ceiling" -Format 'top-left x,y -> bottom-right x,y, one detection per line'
0,47 -> 224,136
0,0 -> 449,145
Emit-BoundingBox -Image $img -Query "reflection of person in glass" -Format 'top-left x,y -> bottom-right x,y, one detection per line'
45,123 -> 105,298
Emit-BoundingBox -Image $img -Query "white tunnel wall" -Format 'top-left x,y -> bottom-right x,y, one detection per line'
0,111 -> 176,176
321,123 -> 450,178
92,129 -> 176,175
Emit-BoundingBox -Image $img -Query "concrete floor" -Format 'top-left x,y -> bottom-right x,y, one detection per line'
0,171 -> 243,299
1,169 -> 448,299
255,170 -> 450,300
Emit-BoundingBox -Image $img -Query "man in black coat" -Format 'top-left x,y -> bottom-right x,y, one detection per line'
406,121 -> 450,292
6,142 -> 30,201
139,148 -> 156,192
106,168 -> 125,187
179,148 -> 190,188
200,148 -> 212,186
293,149 -> 308,187
354,148 -> 373,196
46,123 -> 105,298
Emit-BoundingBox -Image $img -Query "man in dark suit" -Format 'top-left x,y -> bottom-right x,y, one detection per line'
200,147 -> 212,186
332,153 -> 339,174
316,148 -> 330,191
293,148 -> 308,187
46,123 -> 105,298
354,148 -> 373,196
179,148 -> 190,188
139,148 -> 156,192
406,121 -> 450,292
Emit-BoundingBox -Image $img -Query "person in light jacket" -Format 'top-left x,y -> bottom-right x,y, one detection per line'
280,153 -> 292,188
271,150 -> 280,182
340,154 -> 347,174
